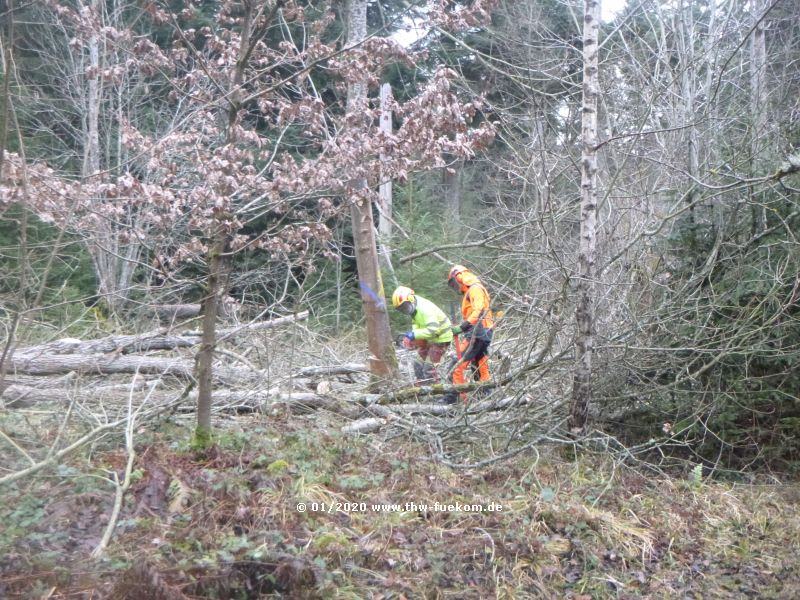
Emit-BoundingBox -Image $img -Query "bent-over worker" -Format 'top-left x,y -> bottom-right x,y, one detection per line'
391,286 -> 453,386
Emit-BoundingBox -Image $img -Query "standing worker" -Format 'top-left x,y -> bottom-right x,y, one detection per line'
448,265 -> 494,395
391,286 -> 453,386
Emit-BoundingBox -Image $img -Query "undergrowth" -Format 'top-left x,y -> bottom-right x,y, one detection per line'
1,411 -> 799,599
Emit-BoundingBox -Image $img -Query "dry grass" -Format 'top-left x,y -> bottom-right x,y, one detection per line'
1,411 -> 799,599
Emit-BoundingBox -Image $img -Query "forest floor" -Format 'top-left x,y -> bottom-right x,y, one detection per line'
1,407 -> 799,599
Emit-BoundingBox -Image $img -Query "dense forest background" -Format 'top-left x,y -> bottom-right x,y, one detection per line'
1,0 -> 799,597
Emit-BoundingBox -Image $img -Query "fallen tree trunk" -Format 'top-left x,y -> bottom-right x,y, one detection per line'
5,312 -> 311,379
7,354 -> 195,377
375,381 -> 489,403
292,363 -> 368,377
13,311 -> 310,357
2,384 -> 73,407
342,418 -> 386,434
19,334 -> 198,356
150,303 -> 204,321
389,403 -> 455,415
149,300 -> 258,322
0,384 -> 346,415
1,372 -> 78,388
4,354 -> 266,383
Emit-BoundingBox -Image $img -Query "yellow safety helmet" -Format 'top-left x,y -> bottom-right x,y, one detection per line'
392,286 -> 417,315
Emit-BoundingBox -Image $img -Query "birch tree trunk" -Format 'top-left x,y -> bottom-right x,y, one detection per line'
379,82 -> 393,247
82,0 -> 101,180
570,0 -> 600,431
346,0 -> 398,383
68,0 -> 144,315
82,0 -> 119,312
443,154 -> 462,219
749,0 -> 768,233
677,0 -> 699,241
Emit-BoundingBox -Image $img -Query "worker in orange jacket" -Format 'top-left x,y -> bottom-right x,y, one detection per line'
447,265 -> 494,390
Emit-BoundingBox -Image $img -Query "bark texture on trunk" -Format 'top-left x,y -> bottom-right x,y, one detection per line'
443,154 -> 462,219
570,0 -> 600,431
194,236 -> 227,438
750,0 -> 768,233
379,83 -> 393,247
346,0 -> 398,383
192,1 -> 262,443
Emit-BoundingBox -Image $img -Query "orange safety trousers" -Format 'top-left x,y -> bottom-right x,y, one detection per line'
452,337 -> 491,385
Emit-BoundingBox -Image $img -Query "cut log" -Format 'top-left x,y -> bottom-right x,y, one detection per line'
20,333 -> 198,356
7,354 -> 196,377
149,298 -> 249,322
150,303 -> 203,321
375,381 -> 488,404
1,372 -> 78,388
13,311 -> 310,358
4,354 -> 266,384
292,363 -> 369,377
342,418 -> 386,434
2,385 -> 68,408
1,376 -> 151,408
391,403 -> 455,415
0,385 -> 340,416
214,391 -> 330,413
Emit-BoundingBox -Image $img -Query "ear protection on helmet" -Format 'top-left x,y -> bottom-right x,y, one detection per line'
392,286 -> 417,315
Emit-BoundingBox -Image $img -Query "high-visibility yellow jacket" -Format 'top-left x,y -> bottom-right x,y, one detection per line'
411,296 -> 453,344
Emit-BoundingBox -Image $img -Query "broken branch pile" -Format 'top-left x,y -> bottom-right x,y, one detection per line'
2,309 -> 562,443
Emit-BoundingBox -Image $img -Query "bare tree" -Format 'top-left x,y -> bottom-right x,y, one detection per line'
346,0 -> 398,382
570,0 -> 601,430
3,0 -> 493,446
9,0 -> 167,315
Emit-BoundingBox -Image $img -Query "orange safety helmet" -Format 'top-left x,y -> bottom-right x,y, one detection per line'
391,286 -> 417,315
448,264 -> 469,291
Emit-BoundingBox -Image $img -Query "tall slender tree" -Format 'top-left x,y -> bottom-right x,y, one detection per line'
346,0 -> 398,382
570,0 -> 600,430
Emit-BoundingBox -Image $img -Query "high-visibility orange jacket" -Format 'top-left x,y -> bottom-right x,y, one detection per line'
456,270 -> 494,333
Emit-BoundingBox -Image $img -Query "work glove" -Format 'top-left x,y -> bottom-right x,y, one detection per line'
403,330 -> 415,341
451,326 -> 462,335
459,320 -> 473,334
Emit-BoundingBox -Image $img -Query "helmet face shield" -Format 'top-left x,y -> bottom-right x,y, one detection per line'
397,300 -> 415,316
392,286 -> 415,311
448,265 -> 467,292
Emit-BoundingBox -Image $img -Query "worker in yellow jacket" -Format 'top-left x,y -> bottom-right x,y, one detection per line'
392,286 -> 453,386
447,265 -> 494,389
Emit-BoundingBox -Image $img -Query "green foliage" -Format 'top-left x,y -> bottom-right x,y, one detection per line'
624,188 -> 800,472
301,172 -> 477,334
215,429 -> 251,452
388,175 -> 482,322
690,463 -> 705,487
265,459 -> 290,475
540,486 -> 556,502
0,204 -> 96,326
0,490 -> 47,548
